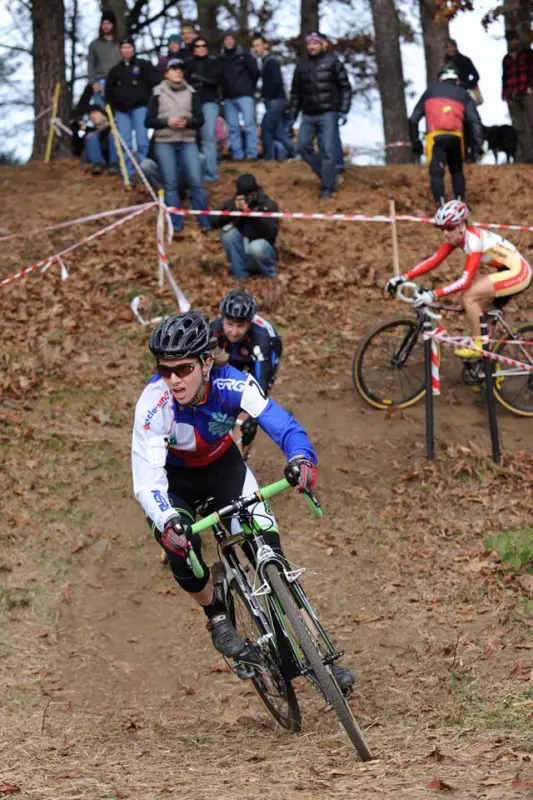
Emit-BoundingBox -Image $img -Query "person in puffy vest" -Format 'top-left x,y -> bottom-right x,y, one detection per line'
289,32 -> 352,200
409,67 -> 483,206
145,59 -> 210,235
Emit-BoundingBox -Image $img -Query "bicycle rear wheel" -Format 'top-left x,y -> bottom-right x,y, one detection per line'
352,316 -> 428,410
228,577 -> 301,732
265,565 -> 373,761
492,323 -> 533,416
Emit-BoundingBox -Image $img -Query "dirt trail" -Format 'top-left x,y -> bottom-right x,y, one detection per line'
1,159 -> 533,799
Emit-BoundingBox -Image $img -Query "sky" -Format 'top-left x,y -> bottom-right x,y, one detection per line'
0,0 -> 509,163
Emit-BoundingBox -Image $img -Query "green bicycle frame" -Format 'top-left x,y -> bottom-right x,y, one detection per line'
186,478 -> 323,578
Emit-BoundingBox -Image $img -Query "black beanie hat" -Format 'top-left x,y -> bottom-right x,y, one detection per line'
236,173 -> 259,195
119,35 -> 135,47
101,11 -> 117,25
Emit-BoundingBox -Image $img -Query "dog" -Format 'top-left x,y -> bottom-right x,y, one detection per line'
483,124 -> 517,164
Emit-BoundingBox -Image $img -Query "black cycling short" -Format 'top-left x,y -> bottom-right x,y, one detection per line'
150,444 -> 281,593
429,134 -> 465,205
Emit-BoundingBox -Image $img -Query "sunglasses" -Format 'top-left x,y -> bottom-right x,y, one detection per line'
194,43 -> 208,48
437,224 -> 460,231
158,362 -> 197,379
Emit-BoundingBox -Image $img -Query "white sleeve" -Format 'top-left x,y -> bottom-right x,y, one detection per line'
239,374 -> 269,418
131,413 -> 178,533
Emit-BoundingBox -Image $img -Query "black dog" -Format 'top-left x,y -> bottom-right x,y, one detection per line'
483,124 -> 517,164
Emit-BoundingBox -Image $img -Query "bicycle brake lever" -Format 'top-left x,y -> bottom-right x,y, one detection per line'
302,489 -> 324,520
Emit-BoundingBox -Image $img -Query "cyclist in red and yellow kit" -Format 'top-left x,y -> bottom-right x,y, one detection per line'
386,200 -> 532,358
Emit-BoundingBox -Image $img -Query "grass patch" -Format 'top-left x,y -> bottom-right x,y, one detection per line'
456,690 -> 533,730
485,528 -> 533,572
0,587 -> 33,611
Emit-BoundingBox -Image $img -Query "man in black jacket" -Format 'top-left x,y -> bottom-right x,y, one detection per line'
220,32 -> 260,160
210,173 -> 278,279
185,37 -> 223,181
290,32 -> 352,199
409,67 -> 484,205
105,36 -> 157,183
252,33 -> 296,161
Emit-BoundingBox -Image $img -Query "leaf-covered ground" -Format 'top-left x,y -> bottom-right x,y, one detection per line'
1,159 -> 532,799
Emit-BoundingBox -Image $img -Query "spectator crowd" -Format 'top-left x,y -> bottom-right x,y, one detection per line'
73,11 -> 533,279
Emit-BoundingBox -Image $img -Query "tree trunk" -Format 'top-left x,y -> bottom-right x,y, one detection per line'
300,0 -> 319,55
101,0 -> 129,36
196,0 -> 220,48
503,0 -> 533,40
419,0 -> 449,84
238,0 -> 249,37
31,0 -> 69,160
370,0 -> 410,164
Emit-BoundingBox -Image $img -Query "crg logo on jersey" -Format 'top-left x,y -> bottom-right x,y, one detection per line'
151,489 -> 170,511
212,377 -> 247,392
143,390 -> 170,430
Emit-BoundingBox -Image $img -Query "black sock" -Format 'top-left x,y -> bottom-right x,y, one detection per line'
202,594 -> 226,619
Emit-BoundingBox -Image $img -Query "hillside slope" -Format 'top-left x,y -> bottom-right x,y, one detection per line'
1,159 -> 532,799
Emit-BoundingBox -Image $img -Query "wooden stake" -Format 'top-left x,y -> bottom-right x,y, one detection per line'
105,104 -> 131,190
389,195 -> 400,277
44,82 -> 61,164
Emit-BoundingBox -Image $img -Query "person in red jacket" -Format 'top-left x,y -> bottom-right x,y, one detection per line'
502,29 -> 533,163
409,67 -> 483,206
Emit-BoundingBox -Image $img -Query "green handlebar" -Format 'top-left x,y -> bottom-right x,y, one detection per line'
187,477 -> 323,579
187,548 -> 205,579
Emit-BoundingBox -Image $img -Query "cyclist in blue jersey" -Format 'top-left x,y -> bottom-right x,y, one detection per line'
211,289 -> 282,450
131,311 -> 353,692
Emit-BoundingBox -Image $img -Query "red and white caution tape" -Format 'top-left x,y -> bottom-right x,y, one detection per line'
431,327 -> 442,396
425,327 -> 533,374
1,203 -> 155,288
0,202 -> 155,242
165,205 -> 533,233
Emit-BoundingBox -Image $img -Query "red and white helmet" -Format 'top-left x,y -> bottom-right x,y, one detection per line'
434,200 -> 469,228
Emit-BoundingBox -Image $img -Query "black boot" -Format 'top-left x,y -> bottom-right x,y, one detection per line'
331,663 -> 355,695
207,613 -> 246,658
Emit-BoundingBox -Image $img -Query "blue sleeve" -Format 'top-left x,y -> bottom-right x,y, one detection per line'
212,366 -> 317,464
256,398 -> 317,464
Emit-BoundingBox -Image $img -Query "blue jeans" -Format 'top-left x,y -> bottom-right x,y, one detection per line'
336,114 -> 345,170
221,226 -> 276,279
154,140 -> 210,233
201,101 -> 219,181
298,111 -> 338,193
85,130 -> 118,165
262,98 -> 296,160
224,96 -> 257,160
114,106 -> 149,181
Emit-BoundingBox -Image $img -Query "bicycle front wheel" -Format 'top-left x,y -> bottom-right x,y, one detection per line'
228,578 -> 301,732
352,316 -> 428,410
492,323 -> 533,417
265,565 -> 373,761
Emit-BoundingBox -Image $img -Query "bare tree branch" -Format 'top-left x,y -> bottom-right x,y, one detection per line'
130,0 -> 181,33
0,43 -> 33,54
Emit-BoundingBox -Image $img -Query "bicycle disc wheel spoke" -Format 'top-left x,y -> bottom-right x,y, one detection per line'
493,324 -> 533,416
229,579 -> 301,731
353,317 -> 427,409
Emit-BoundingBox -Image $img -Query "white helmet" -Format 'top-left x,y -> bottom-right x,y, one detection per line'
439,67 -> 459,82
434,200 -> 469,228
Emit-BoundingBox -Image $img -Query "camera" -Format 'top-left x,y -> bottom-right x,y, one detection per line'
244,191 -> 259,209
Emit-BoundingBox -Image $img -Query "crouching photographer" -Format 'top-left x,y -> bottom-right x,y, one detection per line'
211,173 -> 279,279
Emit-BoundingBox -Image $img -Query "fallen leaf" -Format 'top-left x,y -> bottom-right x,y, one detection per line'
511,772 -> 533,790
0,785 -> 21,797
426,778 -> 454,791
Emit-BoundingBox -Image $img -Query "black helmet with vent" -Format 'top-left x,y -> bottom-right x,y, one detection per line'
219,289 -> 257,322
149,312 -> 216,360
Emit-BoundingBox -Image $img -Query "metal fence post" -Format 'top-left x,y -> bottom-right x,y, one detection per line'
423,314 -> 435,460
481,315 -> 501,464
